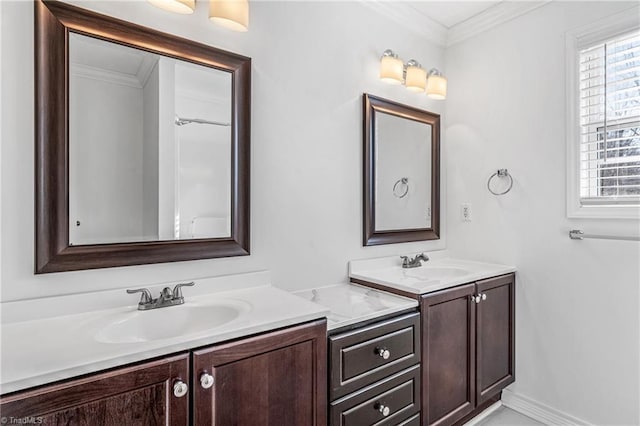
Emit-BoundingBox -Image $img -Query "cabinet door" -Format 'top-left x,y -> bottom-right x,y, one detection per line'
421,284 -> 476,426
192,319 -> 327,426
0,353 -> 189,425
476,274 -> 515,405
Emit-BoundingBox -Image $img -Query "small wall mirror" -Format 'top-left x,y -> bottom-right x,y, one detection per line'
35,0 -> 250,273
363,94 -> 440,246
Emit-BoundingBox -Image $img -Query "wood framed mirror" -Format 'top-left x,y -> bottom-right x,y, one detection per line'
363,94 -> 440,246
35,0 -> 251,273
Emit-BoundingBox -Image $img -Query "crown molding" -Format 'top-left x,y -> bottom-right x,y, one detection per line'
70,63 -> 144,89
447,1 -> 551,46
361,0 -> 449,47
361,1 -> 551,48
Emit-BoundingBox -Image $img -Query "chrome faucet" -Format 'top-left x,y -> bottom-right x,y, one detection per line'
127,282 -> 195,310
401,253 -> 429,268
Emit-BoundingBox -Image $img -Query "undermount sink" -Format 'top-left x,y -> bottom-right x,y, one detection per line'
95,300 -> 251,344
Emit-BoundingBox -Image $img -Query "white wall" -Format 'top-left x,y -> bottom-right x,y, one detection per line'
0,1 -> 445,302
445,2 -> 639,425
69,66 -> 145,245
142,60 -> 160,239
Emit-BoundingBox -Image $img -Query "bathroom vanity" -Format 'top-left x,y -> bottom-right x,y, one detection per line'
294,283 -> 422,425
0,320 -> 326,425
0,273 -> 328,425
350,255 -> 516,426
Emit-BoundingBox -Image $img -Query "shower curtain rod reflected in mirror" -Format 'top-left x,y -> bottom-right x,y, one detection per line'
174,115 -> 230,127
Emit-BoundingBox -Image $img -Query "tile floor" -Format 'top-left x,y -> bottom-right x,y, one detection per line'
474,406 -> 544,426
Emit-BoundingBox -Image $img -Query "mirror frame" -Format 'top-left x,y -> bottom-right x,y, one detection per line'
35,0 -> 251,273
363,93 -> 440,246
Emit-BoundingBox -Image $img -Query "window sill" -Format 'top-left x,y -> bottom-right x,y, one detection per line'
567,203 -> 640,220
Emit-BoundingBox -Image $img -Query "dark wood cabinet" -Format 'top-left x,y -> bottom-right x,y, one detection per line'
192,319 -> 327,426
421,274 -> 515,426
476,275 -> 515,405
421,283 -> 476,426
328,312 -> 421,426
0,319 -> 327,426
0,353 -> 190,425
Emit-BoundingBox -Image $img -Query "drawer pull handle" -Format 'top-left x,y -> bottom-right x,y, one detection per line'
173,380 -> 188,398
376,347 -> 391,360
375,402 -> 390,417
200,372 -> 215,389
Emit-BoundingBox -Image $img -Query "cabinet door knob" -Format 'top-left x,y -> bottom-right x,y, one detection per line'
376,347 -> 391,360
200,373 -> 215,389
173,380 -> 188,398
481,293 -> 487,301
375,402 -> 390,416
470,295 -> 481,303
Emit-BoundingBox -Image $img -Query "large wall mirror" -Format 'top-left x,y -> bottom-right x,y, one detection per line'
363,94 -> 440,246
35,0 -> 250,273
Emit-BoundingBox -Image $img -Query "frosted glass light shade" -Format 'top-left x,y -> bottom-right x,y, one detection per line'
426,72 -> 447,100
147,0 -> 195,14
405,62 -> 426,92
379,54 -> 403,85
209,0 -> 249,32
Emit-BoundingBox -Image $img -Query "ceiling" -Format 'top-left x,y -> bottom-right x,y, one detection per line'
362,0 -> 550,47
406,1 -> 502,29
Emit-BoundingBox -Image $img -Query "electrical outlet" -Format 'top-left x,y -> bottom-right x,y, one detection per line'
461,204 -> 472,222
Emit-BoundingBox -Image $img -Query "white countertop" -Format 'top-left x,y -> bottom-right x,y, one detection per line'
0,271 -> 328,394
293,283 -> 418,331
350,251 -> 516,295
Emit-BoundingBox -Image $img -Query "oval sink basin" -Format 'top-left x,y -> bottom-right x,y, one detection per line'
95,300 -> 251,344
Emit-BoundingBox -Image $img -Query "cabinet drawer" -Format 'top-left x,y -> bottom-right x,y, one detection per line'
398,414 -> 420,426
329,312 -> 420,399
330,365 -> 420,426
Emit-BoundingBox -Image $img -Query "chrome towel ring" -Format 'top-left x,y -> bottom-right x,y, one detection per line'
393,177 -> 409,198
487,169 -> 513,195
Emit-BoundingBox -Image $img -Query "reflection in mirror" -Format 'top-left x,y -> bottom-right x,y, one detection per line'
68,33 -> 232,245
363,94 -> 440,246
374,112 -> 432,231
35,0 -> 250,273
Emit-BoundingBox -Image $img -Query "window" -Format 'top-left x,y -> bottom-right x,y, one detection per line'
580,31 -> 640,203
567,10 -> 640,219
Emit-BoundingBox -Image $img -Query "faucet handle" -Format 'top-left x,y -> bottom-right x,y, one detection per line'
416,253 -> 429,261
172,281 -> 195,299
126,288 -> 153,304
400,256 -> 410,267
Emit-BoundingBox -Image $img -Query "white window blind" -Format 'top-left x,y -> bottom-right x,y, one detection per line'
579,29 -> 640,205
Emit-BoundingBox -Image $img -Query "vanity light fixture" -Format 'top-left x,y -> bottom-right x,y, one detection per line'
379,49 -> 447,99
147,0 -> 250,32
147,0 -> 195,14
405,60 -> 427,93
379,50 -> 404,85
426,68 -> 447,100
209,0 -> 249,32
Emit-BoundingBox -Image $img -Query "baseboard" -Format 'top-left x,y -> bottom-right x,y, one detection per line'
463,401 -> 502,426
502,389 -> 594,426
